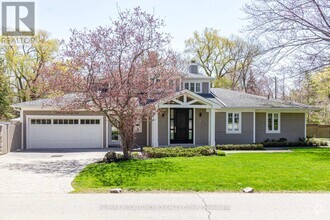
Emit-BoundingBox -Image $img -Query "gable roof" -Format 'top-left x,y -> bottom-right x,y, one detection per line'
12,88 -> 318,111
11,94 -> 82,108
210,88 -> 318,110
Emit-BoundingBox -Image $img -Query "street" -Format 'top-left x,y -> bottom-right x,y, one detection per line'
0,193 -> 329,220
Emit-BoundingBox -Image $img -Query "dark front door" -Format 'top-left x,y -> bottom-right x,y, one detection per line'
170,108 -> 193,144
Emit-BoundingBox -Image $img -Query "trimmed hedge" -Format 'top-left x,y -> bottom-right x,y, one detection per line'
262,138 -> 328,147
143,146 -> 225,158
216,144 -> 264,151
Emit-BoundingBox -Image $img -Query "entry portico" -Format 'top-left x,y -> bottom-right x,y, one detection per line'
151,90 -> 221,147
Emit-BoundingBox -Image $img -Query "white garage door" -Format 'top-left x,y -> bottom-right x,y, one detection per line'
27,116 -> 103,149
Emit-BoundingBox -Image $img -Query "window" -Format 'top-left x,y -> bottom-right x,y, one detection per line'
266,113 -> 280,133
80,119 -> 100,125
190,83 -> 195,92
196,83 -> 201,93
184,82 -> 202,93
31,119 -> 51,125
226,112 -> 241,133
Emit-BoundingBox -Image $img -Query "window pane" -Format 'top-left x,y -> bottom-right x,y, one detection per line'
69,119 -> 74,124
74,119 -> 79,124
36,119 -> 41,124
234,113 -> 239,131
188,130 -> 193,140
95,119 -> 100,124
41,119 -> 46,124
91,119 -> 95,124
31,119 -> 35,124
47,119 -> 51,124
185,83 -> 189,90
228,113 -> 233,131
64,119 -> 68,124
170,109 -> 174,119
53,119 -> 58,124
268,113 -> 273,131
189,109 -> 193,119
81,119 -> 85,124
59,119 -> 64,124
189,120 -> 193,129
86,120 -> 90,124
196,83 -> 201,92
190,83 -> 195,92
274,113 -> 278,130
170,130 -> 174,140
170,120 -> 174,129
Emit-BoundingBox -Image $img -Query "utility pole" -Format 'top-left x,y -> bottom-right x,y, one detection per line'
274,77 -> 277,99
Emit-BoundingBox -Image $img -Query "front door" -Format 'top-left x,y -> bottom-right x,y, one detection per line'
170,108 -> 193,144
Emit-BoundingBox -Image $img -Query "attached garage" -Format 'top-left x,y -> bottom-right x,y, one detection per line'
26,116 -> 103,149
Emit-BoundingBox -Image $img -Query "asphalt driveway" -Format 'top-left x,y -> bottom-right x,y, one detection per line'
0,150 -> 108,194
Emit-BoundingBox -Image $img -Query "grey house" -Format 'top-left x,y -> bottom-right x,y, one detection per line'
12,63 -> 315,149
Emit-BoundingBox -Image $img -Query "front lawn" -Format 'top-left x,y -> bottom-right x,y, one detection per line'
72,148 -> 330,192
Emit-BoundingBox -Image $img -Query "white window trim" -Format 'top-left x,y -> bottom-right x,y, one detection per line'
226,112 -> 242,134
195,82 -> 201,93
266,112 -> 281,133
184,82 -> 203,93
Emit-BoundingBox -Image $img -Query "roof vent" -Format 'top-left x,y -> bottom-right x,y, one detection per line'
189,60 -> 198,74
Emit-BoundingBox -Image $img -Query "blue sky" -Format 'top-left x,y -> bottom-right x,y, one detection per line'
36,0 -> 249,52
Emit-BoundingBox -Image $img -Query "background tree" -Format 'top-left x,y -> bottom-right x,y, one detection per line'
0,58 -> 13,120
289,70 -> 330,124
243,0 -> 330,75
44,8 -> 181,158
184,28 -> 235,78
1,31 -> 59,102
185,28 -> 262,93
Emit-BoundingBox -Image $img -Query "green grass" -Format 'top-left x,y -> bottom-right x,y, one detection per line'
72,148 -> 330,192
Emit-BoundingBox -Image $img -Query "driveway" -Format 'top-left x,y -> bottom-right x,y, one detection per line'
0,150 -> 108,194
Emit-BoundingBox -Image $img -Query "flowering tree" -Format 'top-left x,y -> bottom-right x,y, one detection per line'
44,8 -> 181,158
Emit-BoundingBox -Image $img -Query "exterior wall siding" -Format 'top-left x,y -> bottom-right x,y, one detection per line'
215,112 -> 254,144
256,112 -> 305,142
22,110 -> 107,149
202,82 -> 209,94
134,121 -> 147,147
158,109 -> 168,145
194,109 -> 209,145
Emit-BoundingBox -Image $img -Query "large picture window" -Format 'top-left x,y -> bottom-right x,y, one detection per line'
226,112 -> 241,133
266,113 -> 280,133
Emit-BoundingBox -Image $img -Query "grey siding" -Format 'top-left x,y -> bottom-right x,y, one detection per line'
202,82 -> 209,93
22,110 -> 107,149
195,109 -> 209,145
215,112 -> 254,144
158,109 -> 168,145
135,121 -> 147,147
256,112 -> 305,142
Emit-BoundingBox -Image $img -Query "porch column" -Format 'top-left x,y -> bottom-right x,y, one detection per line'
151,112 -> 159,147
210,109 -> 216,147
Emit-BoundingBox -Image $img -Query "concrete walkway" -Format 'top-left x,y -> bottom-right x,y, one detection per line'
0,150 -> 106,194
0,193 -> 329,220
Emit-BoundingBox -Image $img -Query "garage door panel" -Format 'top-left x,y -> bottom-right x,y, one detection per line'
27,117 -> 103,149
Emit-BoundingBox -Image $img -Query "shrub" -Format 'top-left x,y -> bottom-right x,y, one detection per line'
103,151 -> 121,162
262,138 -> 328,147
217,150 -> 226,156
216,144 -> 264,150
142,146 -> 219,158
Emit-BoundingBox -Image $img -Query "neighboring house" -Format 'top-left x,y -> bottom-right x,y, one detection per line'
12,62 -> 317,150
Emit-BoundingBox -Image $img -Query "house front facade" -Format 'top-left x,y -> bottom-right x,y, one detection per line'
12,63 -> 314,150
